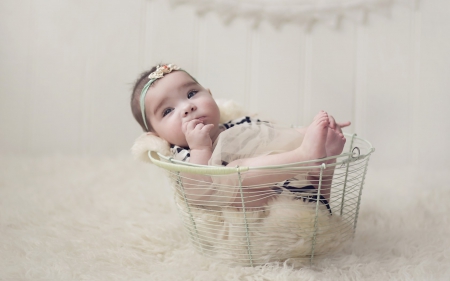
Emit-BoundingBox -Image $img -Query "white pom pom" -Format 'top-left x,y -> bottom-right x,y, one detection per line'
131,133 -> 171,164
216,99 -> 253,123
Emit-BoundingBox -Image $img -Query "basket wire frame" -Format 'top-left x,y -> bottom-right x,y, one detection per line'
149,133 -> 374,266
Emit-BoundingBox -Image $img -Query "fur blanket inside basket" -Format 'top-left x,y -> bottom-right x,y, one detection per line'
131,99 -> 350,265
174,193 -> 349,266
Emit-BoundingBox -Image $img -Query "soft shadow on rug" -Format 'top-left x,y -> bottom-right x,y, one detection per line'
0,155 -> 449,280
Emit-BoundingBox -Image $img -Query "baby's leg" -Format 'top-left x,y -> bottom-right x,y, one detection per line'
227,111 -> 330,207
293,111 -> 329,168
308,118 -> 347,202
326,117 -> 347,158
227,111 -> 329,170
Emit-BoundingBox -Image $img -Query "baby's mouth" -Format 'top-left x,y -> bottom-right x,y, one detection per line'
196,116 -> 206,122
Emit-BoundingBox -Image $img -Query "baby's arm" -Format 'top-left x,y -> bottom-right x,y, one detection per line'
179,119 -> 215,203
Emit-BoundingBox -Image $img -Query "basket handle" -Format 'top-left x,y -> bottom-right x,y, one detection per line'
148,151 -> 249,175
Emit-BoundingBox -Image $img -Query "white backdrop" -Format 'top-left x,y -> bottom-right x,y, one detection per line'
1,0 -> 449,182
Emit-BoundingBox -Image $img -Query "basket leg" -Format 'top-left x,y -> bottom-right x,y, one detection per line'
340,133 -> 357,216
177,172 -> 204,254
310,163 -> 326,266
353,156 -> 371,235
237,169 -> 254,267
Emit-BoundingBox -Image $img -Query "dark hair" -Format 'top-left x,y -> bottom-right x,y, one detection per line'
130,65 -> 159,132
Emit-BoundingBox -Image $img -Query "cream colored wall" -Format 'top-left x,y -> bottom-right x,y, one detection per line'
1,0 -> 449,181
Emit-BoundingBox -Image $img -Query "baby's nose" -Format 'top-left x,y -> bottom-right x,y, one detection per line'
183,105 -> 196,116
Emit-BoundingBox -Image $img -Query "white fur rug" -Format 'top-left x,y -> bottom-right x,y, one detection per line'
1,155 -> 449,281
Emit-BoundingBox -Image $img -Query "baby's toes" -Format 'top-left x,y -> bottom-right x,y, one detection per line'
328,116 -> 336,129
315,117 -> 328,129
314,110 -> 327,121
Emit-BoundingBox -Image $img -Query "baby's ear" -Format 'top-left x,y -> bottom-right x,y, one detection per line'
207,88 -> 212,96
131,132 -> 171,163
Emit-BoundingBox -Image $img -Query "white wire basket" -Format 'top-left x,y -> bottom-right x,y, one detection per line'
149,133 -> 374,266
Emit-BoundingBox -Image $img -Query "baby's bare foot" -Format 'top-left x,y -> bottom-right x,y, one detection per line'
326,127 -> 346,157
296,111 -> 329,164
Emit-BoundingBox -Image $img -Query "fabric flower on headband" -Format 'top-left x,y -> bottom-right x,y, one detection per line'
148,64 -> 180,80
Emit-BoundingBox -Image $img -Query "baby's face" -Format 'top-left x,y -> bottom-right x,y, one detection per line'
144,71 -> 221,147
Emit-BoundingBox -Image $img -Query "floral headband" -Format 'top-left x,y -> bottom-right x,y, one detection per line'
140,64 -> 197,131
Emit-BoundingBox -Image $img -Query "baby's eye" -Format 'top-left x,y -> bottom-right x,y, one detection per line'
162,108 -> 173,117
187,91 -> 198,99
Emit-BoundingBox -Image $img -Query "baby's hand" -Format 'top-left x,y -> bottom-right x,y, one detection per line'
182,119 -> 214,151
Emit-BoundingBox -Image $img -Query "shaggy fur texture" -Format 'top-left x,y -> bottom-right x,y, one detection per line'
174,192 -> 350,267
1,155 -> 449,280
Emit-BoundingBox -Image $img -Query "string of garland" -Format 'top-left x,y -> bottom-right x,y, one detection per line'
167,0 -> 417,28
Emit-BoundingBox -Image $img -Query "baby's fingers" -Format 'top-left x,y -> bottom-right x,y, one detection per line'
183,119 -> 201,133
201,124 -> 214,133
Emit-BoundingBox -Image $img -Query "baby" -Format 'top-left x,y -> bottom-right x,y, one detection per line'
131,64 -> 350,209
